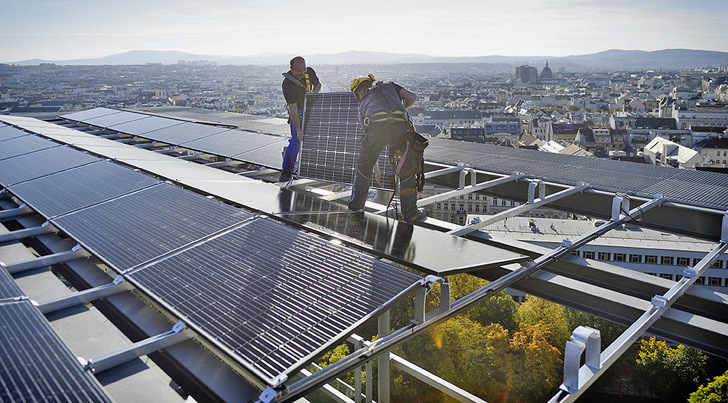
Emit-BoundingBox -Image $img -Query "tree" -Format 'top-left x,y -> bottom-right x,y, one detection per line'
508,321 -> 562,402
515,295 -> 570,351
688,370 -> 728,403
631,337 -> 708,402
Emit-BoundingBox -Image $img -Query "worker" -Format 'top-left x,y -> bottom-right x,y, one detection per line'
280,56 -> 321,182
348,75 -> 426,223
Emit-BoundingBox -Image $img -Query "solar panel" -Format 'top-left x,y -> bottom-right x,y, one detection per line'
0,135 -> 60,161
108,115 -> 184,135
8,160 -> 160,218
50,183 -> 252,272
0,266 -> 24,300
139,122 -> 232,145
0,125 -> 28,142
0,145 -> 101,187
426,138 -> 728,210
299,92 -> 395,189
181,130 -> 261,158
0,299 -> 112,403
60,107 -> 121,122
72,110 -> 147,129
232,133 -> 289,168
126,217 -> 422,385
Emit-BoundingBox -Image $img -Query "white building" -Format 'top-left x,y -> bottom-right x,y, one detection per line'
643,136 -> 703,168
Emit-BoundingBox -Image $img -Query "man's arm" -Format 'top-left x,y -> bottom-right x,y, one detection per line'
288,103 -> 302,140
312,81 -> 322,93
399,88 -> 417,108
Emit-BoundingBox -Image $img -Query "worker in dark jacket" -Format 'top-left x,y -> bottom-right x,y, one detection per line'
280,56 -> 321,182
348,75 -> 426,223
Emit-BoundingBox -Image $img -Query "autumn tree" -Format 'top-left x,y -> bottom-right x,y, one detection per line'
688,370 -> 728,403
508,321 -> 562,402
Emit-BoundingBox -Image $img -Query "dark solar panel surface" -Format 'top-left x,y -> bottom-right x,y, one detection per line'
108,115 -> 183,135
300,92 -> 394,188
75,110 -> 147,129
60,107 -> 121,122
143,122 -> 232,145
0,126 -> 28,141
0,146 -> 101,187
8,160 -> 160,218
228,131 -> 289,166
50,183 -> 252,272
182,130 -> 258,158
0,135 -> 59,161
0,299 -> 112,403
426,138 -> 728,210
0,267 -> 24,300
127,217 -> 422,385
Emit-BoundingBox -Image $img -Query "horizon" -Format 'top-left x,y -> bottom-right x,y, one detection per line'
2,0 -> 727,64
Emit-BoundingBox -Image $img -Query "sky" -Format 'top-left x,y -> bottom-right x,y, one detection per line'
1,0 -> 727,63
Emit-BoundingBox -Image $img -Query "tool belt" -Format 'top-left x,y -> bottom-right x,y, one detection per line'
363,110 -> 408,127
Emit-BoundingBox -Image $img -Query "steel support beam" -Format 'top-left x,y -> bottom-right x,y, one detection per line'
0,221 -> 56,243
0,204 -> 34,222
37,275 -> 135,314
1,244 -> 90,274
417,173 -> 525,208
447,182 -> 590,236
83,320 -> 191,374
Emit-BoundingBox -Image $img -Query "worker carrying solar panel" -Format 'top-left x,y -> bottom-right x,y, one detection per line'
348,74 -> 428,223
281,56 -> 322,182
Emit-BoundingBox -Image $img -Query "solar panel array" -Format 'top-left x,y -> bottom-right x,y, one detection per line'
425,138 -> 728,210
0,299 -> 113,403
299,92 -> 395,188
61,108 -> 289,169
127,217 -> 422,384
1,119 -> 424,389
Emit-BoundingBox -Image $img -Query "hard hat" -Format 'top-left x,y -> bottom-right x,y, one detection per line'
350,74 -> 376,93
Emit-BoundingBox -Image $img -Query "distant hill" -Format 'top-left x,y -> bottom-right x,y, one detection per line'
9,49 -> 728,71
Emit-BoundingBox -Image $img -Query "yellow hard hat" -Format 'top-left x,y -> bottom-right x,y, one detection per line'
350,74 -> 375,93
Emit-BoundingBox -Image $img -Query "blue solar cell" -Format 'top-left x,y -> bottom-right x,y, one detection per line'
0,145 -> 101,187
0,299 -> 112,403
50,183 -> 253,271
127,217 -> 422,385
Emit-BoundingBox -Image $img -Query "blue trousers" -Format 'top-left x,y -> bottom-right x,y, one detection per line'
282,119 -> 301,176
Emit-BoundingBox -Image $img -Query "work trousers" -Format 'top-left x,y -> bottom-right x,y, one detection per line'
281,112 -> 302,176
348,120 -> 418,219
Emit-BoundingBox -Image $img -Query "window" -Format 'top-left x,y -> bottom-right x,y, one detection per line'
459,204 -> 464,211
695,276 -> 705,285
437,204 -> 441,210
475,205 -> 480,213
583,251 -> 595,259
661,256 -> 674,265
501,200 -> 507,206
570,251 -> 579,256
693,258 -> 702,266
492,198 -> 498,205
467,205 -> 472,212
598,252 -> 611,261
629,254 -> 642,263
677,257 -> 690,266
659,273 -> 673,280
645,255 -> 658,264
614,253 -> 626,262
708,277 -> 722,286
712,260 -> 723,269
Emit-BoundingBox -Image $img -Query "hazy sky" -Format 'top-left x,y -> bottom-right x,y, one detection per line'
2,0 -> 727,63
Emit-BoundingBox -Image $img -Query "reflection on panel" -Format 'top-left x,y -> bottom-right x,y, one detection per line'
0,146 -> 100,186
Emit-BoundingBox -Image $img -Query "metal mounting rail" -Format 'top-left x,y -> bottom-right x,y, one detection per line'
0,204 -> 34,222
263,195 -> 666,402
447,182 -> 590,236
0,221 -> 56,243
1,244 -> 90,274
417,173 -> 525,207
37,275 -> 135,314
549,211 -> 728,403
81,320 -> 191,374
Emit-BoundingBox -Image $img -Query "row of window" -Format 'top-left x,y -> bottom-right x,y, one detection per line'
575,250 -> 726,269
648,273 -> 726,287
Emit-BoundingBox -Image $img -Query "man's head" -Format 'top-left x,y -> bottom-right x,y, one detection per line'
290,56 -> 306,79
350,74 -> 375,101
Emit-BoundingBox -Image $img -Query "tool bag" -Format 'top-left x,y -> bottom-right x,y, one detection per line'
394,129 -> 428,191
